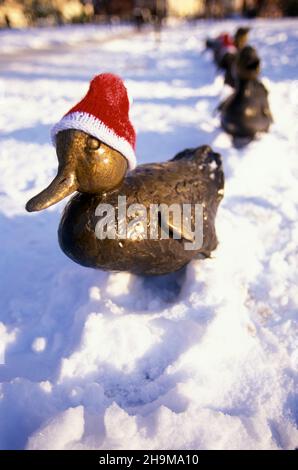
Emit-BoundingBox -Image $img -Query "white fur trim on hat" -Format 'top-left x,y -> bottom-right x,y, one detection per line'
51,111 -> 137,170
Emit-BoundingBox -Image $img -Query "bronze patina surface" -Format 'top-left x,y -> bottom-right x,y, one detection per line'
26,130 -> 224,275
219,46 -> 273,138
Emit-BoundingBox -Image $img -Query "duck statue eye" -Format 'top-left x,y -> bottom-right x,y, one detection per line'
87,137 -> 101,151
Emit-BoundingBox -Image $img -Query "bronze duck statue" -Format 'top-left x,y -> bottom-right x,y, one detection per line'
219,46 -> 273,139
223,27 -> 250,88
26,74 -> 224,276
206,27 -> 250,87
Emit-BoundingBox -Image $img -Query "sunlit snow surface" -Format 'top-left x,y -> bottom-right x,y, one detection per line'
0,19 -> 298,450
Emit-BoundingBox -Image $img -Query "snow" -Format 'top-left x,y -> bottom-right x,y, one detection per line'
32,336 -> 47,353
0,23 -> 132,55
0,19 -> 298,450
27,406 -> 84,450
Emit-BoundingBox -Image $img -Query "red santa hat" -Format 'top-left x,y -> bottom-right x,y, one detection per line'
217,33 -> 236,58
219,33 -> 234,48
51,73 -> 137,169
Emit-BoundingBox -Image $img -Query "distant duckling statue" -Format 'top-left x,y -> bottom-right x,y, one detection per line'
26,74 -> 224,276
219,46 -> 273,140
206,32 -> 236,69
206,27 -> 250,88
224,27 -> 250,88
234,27 -> 250,50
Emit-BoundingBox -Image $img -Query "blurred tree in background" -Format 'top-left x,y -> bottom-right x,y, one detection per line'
0,0 -> 93,26
0,0 -> 297,28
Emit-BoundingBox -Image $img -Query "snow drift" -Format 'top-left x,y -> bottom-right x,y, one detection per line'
0,19 -> 297,450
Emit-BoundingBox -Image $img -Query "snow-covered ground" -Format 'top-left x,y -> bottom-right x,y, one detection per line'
0,19 -> 298,450
0,23 -> 132,55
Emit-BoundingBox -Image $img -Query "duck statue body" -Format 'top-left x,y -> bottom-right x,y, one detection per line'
26,74 -> 224,275
219,46 -> 273,138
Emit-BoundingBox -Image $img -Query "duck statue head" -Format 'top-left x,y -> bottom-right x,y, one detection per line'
26,130 -> 129,212
26,74 -> 134,212
234,27 -> 250,51
26,73 -> 224,275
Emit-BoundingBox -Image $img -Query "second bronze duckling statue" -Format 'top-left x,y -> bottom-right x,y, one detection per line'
26,74 -> 224,275
206,27 -> 250,88
219,46 -> 273,139
223,27 -> 250,88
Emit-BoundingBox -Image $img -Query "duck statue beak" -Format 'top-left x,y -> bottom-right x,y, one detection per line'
26,167 -> 77,212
